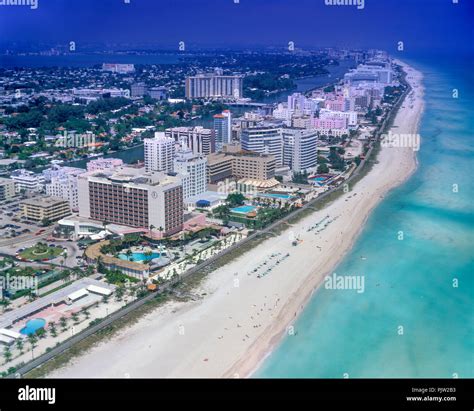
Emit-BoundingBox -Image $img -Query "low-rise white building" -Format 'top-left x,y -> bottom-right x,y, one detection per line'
10,169 -> 45,193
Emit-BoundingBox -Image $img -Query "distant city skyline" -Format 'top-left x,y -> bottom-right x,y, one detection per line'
0,0 -> 472,54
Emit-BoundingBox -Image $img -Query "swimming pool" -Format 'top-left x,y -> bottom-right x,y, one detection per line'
20,318 -> 46,336
230,205 -> 257,214
118,251 -> 160,262
259,193 -> 294,200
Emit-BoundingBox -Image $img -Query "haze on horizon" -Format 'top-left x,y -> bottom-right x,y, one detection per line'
0,0 -> 472,54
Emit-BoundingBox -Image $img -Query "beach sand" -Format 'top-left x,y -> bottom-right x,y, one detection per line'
48,61 -> 424,379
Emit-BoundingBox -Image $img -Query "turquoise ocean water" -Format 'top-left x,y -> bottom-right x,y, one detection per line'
256,56 -> 474,378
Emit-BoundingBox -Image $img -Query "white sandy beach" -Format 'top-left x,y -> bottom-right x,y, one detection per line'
48,61 -> 424,379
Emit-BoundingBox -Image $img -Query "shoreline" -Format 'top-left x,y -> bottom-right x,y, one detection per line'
234,59 -> 424,378
231,59 -> 424,378
47,60 -> 424,379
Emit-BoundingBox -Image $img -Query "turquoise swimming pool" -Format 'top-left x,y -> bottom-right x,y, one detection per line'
118,251 -> 160,262
20,318 -> 46,336
259,193 -> 294,200
230,205 -> 257,214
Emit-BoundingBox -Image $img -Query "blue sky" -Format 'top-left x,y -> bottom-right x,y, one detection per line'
0,0 -> 472,53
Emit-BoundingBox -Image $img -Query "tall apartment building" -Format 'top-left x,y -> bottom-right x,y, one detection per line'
173,150 -> 207,201
144,132 -> 175,173
282,129 -> 318,172
213,110 -> 232,152
165,126 -> 214,155
240,126 -> 283,166
78,167 -> 183,235
206,145 -> 276,184
185,70 -> 243,99
0,178 -> 15,202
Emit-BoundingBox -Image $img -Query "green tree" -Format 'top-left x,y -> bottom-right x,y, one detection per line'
71,312 -> 79,324
59,316 -> 68,332
317,163 -> 329,174
82,309 -> 90,320
115,286 -> 125,302
3,347 -> 12,363
15,338 -> 24,353
28,334 -> 38,349
48,321 -> 58,338
35,328 -> 46,339
226,193 -> 246,207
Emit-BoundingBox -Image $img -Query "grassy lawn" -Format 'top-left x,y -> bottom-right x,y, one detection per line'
19,244 -> 63,261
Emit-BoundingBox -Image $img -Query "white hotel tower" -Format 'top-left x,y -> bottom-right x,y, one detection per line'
144,132 -> 175,173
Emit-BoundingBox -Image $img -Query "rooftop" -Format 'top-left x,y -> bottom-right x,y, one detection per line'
21,196 -> 69,207
87,166 -> 181,188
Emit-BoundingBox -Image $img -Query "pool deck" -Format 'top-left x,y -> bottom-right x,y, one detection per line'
85,240 -> 151,274
0,278 -> 115,330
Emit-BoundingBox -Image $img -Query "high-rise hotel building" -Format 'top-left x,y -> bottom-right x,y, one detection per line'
240,126 -> 283,166
213,110 -> 232,152
173,150 -> 207,201
165,126 -> 214,155
78,167 -> 183,235
144,132 -> 175,173
282,129 -> 318,172
185,69 -> 243,99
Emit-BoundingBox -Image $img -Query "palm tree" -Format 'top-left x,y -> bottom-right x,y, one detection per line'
71,312 -> 79,324
144,250 -> 153,264
3,347 -> 12,363
62,269 -> 71,284
82,309 -> 90,319
72,267 -> 82,280
97,255 -> 105,273
126,249 -> 133,262
158,226 -> 164,248
84,265 -> 95,277
15,338 -> 24,354
35,328 -> 46,339
59,316 -> 68,332
115,286 -> 125,302
28,334 -> 38,349
2,298 -> 11,313
48,321 -> 57,338
149,224 -> 155,238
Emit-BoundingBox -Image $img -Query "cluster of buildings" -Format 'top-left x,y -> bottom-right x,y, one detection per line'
0,55 -> 396,243
101,63 -> 136,74
72,87 -> 131,103
271,59 -> 394,138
